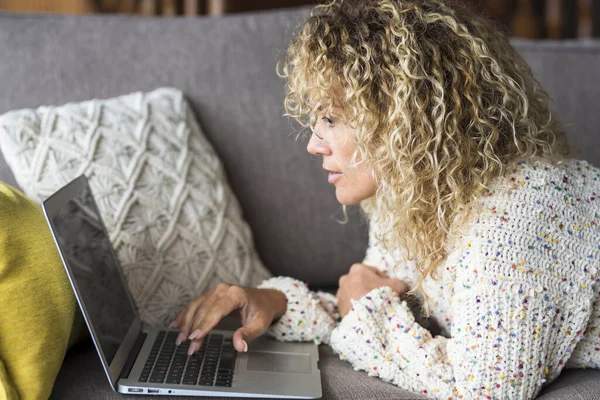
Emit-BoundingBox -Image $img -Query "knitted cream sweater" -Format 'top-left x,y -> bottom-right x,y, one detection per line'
258,158 -> 600,400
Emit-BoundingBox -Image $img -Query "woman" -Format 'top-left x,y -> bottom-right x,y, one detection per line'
171,0 -> 600,398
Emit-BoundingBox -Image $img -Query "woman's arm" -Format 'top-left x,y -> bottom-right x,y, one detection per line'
328,192 -> 598,399
329,276 -> 593,399
256,219 -> 411,344
329,260 -> 595,398
257,276 -> 339,344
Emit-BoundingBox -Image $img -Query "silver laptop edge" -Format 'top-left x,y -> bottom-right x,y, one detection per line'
43,175 -> 141,390
42,175 -> 322,399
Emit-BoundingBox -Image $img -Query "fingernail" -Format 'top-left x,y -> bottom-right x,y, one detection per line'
188,329 -> 202,340
242,340 -> 248,353
176,332 -> 186,346
187,342 -> 197,356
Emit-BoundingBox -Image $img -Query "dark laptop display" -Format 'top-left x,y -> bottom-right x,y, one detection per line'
51,182 -> 136,363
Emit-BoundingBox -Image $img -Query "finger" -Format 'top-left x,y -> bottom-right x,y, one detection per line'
336,292 -> 345,315
185,283 -> 232,338
187,336 -> 205,356
232,312 -> 271,353
349,263 -> 363,273
350,263 -> 382,277
362,264 -> 385,275
185,295 -> 220,340
187,287 -> 246,355
178,293 -> 211,344
374,268 -> 389,278
188,291 -> 244,343
386,278 -> 408,293
169,311 -> 183,329
338,302 -> 348,318
185,297 -> 220,355
169,306 -> 188,329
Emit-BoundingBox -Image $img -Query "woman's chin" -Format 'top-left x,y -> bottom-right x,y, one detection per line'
335,190 -> 361,206
335,186 -> 376,205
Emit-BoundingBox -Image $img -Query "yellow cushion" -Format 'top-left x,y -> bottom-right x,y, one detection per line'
0,183 -> 76,400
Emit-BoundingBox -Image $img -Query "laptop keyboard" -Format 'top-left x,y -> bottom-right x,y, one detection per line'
138,331 -> 236,387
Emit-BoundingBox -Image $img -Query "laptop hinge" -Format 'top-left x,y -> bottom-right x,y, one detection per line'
119,332 -> 147,380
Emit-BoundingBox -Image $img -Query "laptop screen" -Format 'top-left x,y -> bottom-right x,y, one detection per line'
50,182 -> 137,364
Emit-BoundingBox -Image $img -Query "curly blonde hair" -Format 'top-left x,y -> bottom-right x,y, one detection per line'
278,0 -> 569,314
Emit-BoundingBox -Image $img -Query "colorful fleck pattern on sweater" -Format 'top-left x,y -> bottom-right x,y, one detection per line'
258,276 -> 339,343
258,159 -> 600,399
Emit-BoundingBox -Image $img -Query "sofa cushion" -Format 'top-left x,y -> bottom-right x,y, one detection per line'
510,39 -> 600,167
0,87 -> 271,327
0,8 -> 369,289
1,9 -> 599,288
51,338 -> 600,400
0,183 -> 78,400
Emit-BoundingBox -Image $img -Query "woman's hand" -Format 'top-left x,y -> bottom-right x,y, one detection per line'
170,283 -> 288,355
336,263 -> 408,318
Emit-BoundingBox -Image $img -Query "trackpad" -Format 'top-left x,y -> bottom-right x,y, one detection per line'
246,352 -> 311,374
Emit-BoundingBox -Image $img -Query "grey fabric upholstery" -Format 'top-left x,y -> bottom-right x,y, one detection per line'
511,39 -> 600,166
0,7 -> 366,288
50,339 -> 600,400
1,11 -> 600,287
1,6 -> 599,400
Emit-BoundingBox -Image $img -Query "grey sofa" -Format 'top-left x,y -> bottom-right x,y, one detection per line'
1,6 -> 599,400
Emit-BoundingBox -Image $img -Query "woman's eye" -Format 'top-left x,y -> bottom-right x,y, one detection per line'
322,116 -> 335,128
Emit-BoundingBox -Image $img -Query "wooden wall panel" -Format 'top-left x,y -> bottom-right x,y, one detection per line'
0,0 -> 92,13
0,0 -> 598,38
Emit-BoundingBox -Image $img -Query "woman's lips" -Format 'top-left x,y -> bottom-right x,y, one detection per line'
328,172 -> 343,184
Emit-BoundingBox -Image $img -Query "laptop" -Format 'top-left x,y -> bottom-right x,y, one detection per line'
42,175 -> 322,398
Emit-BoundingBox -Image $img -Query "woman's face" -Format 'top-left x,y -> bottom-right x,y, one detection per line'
307,107 -> 377,205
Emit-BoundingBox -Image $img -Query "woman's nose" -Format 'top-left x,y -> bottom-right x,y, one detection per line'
307,131 -> 332,156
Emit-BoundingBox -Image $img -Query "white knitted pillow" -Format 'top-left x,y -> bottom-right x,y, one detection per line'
0,87 -> 271,326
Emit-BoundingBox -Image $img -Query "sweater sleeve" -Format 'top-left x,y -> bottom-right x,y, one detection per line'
330,266 -> 594,399
254,216 -> 399,345
329,171 -> 599,399
256,276 -> 339,344
254,228 -> 421,344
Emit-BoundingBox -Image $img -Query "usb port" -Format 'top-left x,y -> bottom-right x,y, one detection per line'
148,389 -> 159,393
128,388 -> 143,393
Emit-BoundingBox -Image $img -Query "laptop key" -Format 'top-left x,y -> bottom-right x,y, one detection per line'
184,369 -> 200,376
219,352 -> 235,366
137,331 -> 241,388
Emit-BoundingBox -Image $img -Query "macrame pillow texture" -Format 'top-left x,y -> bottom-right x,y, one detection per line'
0,87 -> 272,327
